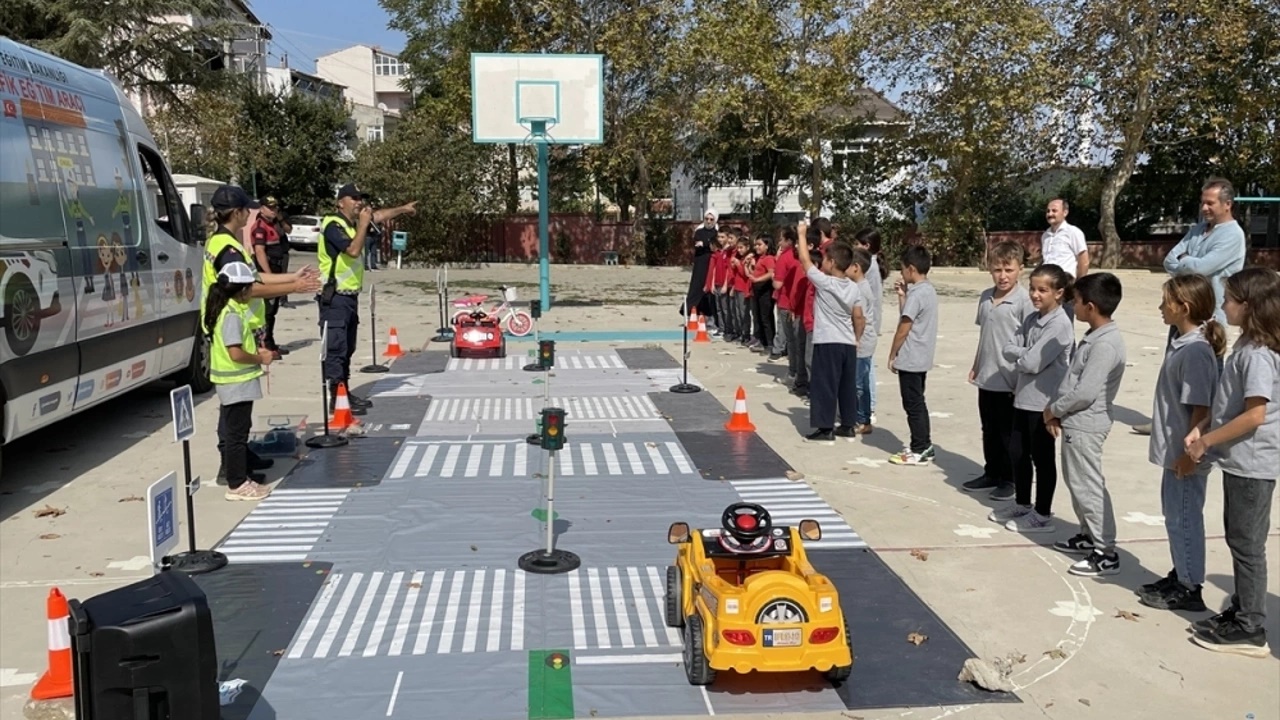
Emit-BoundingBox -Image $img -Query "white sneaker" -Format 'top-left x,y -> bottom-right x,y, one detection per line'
989,504 -> 1032,524
225,482 -> 271,501
1005,511 -> 1054,533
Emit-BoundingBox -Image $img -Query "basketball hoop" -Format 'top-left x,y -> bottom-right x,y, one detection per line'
519,116 -> 558,145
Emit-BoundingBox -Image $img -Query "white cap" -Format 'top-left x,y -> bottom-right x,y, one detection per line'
218,261 -> 256,285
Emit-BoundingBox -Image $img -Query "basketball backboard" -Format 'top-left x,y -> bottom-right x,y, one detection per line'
470,53 -> 604,145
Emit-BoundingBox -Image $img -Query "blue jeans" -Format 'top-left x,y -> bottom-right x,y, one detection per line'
855,357 -> 873,425
1160,467 -> 1207,586
1223,473 -> 1275,632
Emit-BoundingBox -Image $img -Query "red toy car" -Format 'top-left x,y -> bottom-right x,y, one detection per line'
450,297 -> 507,359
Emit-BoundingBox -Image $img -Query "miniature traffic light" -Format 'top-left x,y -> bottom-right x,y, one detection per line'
538,339 -> 556,369
540,407 -> 566,451
530,299 -> 542,320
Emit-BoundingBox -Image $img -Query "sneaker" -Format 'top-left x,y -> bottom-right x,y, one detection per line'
888,449 -> 931,465
1068,551 -> 1119,577
805,429 -> 835,444
768,353 -> 784,361
225,482 -> 271,501
962,474 -> 999,492
1191,608 -> 1237,635
1005,511 -> 1054,534
1139,569 -> 1178,596
854,423 -> 874,435
1139,582 -> 1208,612
988,504 -> 1032,524
870,412 -> 878,425
988,482 -> 1016,501
216,469 -> 266,485
1191,619 -> 1269,658
348,393 -> 374,408
1052,533 -> 1096,555
833,426 -> 857,439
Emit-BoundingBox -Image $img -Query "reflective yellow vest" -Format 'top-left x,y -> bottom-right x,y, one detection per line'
202,231 -> 266,329
318,214 -> 363,293
209,299 -> 263,385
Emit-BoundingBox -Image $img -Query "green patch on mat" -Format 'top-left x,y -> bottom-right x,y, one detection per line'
528,650 -> 574,720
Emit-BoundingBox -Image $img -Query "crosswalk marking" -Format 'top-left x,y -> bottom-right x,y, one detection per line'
446,354 -> 626,372
387,440 -> 694,479
289,569 -> 526,659
422,395 -> 661,423
728,480 -> 867,549
216,489 -> 349,562
564,566 -> 682,650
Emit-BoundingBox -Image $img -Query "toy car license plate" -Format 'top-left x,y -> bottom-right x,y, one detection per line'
763,628 -> 802,647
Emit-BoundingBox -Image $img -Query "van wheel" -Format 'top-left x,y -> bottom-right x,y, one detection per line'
4,273 -> 41,357
172,332 -> 213,394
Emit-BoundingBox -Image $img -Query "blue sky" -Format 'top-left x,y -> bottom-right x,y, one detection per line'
249,0 -> 406,73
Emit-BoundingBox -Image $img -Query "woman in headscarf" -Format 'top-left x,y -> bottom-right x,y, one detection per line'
683,209 -> 720,323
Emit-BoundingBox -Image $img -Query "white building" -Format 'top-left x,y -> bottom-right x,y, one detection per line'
265,64 -> 345,103
314,45 -> 412,143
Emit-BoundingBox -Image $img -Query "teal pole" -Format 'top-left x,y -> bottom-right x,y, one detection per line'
538,141 -> 551,311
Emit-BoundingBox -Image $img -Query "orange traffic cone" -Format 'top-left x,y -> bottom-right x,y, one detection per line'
31,588 -> 73,700
686,311 -> 699,331
329,383 -> 358,431
383,327 -> 405,359
724,386 -> 757,432
694,315 -> 711,343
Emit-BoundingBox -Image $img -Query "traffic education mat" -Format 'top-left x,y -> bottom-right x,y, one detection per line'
202,342 -> 1016,718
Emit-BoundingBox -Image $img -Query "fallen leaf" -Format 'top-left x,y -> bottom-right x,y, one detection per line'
910,549 -> 929,562
965,588 -> 976,592
1115,609 -> 1142,622
1045,702 -> 1054,708
272,649 -> 284,657
409,582 -> 422,589
785,470 -> 805,482
1044,648 -> 1068,660
1006,651 -> 1027,665
34,505 -> 66,518
470,545 -> 478,552
646,442 -> 658,448
39,533 -> 61,540
89,572 -> 104,577
907,632 -> 928,646
118,495 -> 144,503
1078,698 -> 1091,707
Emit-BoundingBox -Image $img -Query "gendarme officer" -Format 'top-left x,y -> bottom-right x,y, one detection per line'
317,184 -> 416,414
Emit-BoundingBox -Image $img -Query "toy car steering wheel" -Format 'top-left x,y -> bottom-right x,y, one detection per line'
721,503 -> 772,541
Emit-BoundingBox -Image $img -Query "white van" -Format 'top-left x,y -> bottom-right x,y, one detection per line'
0,38 -> 211,476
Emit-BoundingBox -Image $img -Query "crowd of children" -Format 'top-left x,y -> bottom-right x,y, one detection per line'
702,216 -> 1278,659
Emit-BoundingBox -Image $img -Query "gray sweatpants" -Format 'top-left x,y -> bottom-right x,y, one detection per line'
773,308 -> 790,355
1062,429 -> 1115,551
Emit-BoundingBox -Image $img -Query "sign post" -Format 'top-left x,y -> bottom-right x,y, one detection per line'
307,321 -> 348,449
147,472 -> 180,573
431,267 -> 454,343
165,385 -> 227,575
360,285 -> 390,374
392,231 -> 408,270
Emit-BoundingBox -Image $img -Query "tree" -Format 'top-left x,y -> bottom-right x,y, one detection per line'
1057,0 -> 1275,266
148,84 -> 246,182
1,0 -> 243,104
858,0 -> 1060,262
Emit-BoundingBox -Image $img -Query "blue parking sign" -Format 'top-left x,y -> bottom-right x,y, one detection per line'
171,385 -> 195,442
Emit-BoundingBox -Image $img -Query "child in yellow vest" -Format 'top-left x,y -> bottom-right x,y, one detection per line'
206,262 -> 275,501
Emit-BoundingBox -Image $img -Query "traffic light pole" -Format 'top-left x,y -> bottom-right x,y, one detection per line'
518,407 -> 579,575
670,298 -> 701,394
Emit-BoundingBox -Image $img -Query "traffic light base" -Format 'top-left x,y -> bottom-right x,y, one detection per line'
669,382 -> 702,394
526,434 -> 541,445
523,363 -> 547,372
517,548 -> 581,575
166,550 -> 228,576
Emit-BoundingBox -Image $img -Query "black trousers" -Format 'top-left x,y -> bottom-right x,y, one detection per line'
809,343 -> 858,430
978,389 -> 1016,483
219,401 -> 255,488
319,294 -> 359,388
898,371 -> 931,452
753,289 -> 775,348
263,254 -> 287,349
1011,408 -> 1057,516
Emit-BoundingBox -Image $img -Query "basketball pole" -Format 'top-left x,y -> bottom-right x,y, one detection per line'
537,134 -> 551,312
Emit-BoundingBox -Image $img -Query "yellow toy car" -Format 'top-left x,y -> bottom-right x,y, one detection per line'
665,502 -> 854,686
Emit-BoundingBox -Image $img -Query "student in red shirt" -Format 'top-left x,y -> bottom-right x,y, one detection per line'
731,234 -> 754,347
751,232 -> 777,351
714,232 -> 738,340
771,228 -> 798,362
707,230 -> 729,336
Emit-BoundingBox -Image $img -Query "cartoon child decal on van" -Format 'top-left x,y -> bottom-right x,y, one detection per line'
113,167 -> 132,239
172,270 -> 183,308
96,235 -> 115,328
184,268 -> 195,302
69,178 -> 97,295
111,235 -> 129,323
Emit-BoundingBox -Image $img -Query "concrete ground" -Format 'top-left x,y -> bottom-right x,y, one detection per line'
2,261 -> 1277,720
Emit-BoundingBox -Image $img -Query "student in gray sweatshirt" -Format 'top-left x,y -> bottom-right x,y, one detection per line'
797,231 -> 860,443
1045,273 -> 1128,577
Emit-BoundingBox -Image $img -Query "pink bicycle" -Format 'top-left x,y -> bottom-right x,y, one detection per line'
451,285 -> 533,336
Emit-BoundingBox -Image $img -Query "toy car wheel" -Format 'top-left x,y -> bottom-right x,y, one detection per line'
824,620 -> 854,686
682,614 -> 716,686
450,343 -> 461,358
664,566 -> 684,628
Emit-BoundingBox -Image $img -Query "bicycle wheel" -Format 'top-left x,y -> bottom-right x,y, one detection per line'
506,311 -> 533,336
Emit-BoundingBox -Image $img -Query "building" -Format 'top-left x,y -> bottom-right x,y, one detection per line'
314,45 -> 413,143
671,88 -> 909,221
265,63 -> 346,103
132,0 -> 271,115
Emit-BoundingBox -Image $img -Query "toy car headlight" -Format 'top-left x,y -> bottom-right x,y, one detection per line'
725,598 -> 739,615
463,330 -> 486,343
819,596 -> 833,613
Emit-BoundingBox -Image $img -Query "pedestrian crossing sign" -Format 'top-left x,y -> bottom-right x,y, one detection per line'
170,384 -> 196,442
